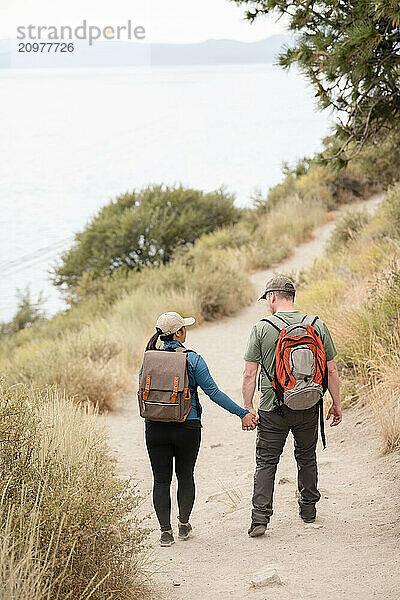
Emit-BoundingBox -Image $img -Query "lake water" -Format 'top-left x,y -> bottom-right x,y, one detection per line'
0,64 -> 332,321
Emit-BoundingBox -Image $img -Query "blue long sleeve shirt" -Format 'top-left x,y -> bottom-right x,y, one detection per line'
140,340 -> 248,421
164,340 -> 248,420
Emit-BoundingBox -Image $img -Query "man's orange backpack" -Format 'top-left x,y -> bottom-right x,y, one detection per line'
260,314 -> 328,446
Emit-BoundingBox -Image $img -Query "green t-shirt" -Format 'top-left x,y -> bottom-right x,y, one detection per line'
244,310 -> 337,412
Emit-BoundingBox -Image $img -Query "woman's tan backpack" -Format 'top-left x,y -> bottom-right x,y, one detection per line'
138,347 -> 192,422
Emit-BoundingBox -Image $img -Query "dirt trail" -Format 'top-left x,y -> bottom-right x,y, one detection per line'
103,194 -> 400,600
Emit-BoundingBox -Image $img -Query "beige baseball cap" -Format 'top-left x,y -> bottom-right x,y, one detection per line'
155,312 -> 195,335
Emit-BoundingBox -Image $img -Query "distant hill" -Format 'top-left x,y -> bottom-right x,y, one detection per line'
0,35 -> 290,69
151,36 -> 290,66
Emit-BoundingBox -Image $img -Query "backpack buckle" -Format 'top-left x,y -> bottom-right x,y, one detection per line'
143,375 -> 151,402
171,376 -> 180,403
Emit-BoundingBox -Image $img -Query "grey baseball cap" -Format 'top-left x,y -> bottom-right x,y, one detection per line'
258,275 -> 296,300
155,311 -> 195,335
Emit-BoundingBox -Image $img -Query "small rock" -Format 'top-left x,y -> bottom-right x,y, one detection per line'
173,582 -> 181,587
278,477 -> 295,485
318,457 -> 337,466
304,523 -> 323,529
222,506 -> 248,522
250,567 -> 282,588
210,443 -> 223,449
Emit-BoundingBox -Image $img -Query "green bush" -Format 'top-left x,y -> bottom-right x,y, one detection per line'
52,185 -> 240,289
348,129 -> 400,189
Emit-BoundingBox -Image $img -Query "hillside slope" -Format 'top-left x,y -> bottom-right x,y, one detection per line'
102,193 -> 400,599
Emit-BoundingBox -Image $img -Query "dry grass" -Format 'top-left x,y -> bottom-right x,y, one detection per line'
0,251 -> 253,410
0,163 -> 363,411
296,185 -> 400,453
0,380 -> 150,600
367,333 -> 400,454
242,196 -> 327,271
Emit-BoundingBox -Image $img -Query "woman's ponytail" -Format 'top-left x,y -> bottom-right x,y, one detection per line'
145,327 -> 163,351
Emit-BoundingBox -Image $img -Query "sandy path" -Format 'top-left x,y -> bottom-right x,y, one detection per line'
102,194 -> 400,599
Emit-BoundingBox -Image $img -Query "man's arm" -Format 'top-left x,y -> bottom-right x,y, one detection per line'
326,359 -> 342,426
242,360 -> 259,411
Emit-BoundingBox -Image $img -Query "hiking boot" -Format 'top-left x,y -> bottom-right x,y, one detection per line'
160,531 -> 175,547
178,522 -> 192,540
299,506 -> 316,523
248,522 -> 267,537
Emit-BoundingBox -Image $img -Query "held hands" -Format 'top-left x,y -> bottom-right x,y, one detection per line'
326,402 -> 342,427
241,409 -> 259,431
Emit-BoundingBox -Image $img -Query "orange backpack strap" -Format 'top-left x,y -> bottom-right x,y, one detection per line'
171,376 -> 180,403
143,375 -> 151,401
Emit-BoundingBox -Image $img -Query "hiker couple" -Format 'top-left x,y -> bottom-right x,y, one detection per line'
138,276 -> 342,547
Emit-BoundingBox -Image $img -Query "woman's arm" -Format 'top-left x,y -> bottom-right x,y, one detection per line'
193,355 -> 249,419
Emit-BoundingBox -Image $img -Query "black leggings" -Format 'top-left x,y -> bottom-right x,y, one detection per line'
145,421 -> 201,531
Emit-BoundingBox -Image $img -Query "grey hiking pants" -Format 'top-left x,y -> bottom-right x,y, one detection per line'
252,404 -> 321,524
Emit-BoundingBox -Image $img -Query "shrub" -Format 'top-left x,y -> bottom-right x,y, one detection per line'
349,129 -> 400,189
327,209 -> 371,253
0,288 -> 46,337
245,195 -> 326,270
381,185 -> 400,240
1,325 -> 129,411
52,185 -> 240,289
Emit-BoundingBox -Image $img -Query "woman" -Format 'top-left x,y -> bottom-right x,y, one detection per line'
141,311 -> 257,547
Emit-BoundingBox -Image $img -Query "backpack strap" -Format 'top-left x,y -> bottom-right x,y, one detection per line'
318,398 -> 327,449
260,314 -> 289,332
258,316 -> 288,381
175,347 -> 202,419
257,320 -> 277,386
302,314 -> 319,327
174,346 -> 186,353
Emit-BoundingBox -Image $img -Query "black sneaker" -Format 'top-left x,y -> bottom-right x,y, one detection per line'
299,506 -> 316,523
248,522 -> 267,537
178,522 -> 192,540
160,531 -> 175,547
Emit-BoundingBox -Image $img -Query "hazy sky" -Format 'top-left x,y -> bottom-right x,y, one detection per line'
1,0 -> 288,42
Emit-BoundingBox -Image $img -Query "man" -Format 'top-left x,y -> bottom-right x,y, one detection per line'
243,276 -> 342,537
